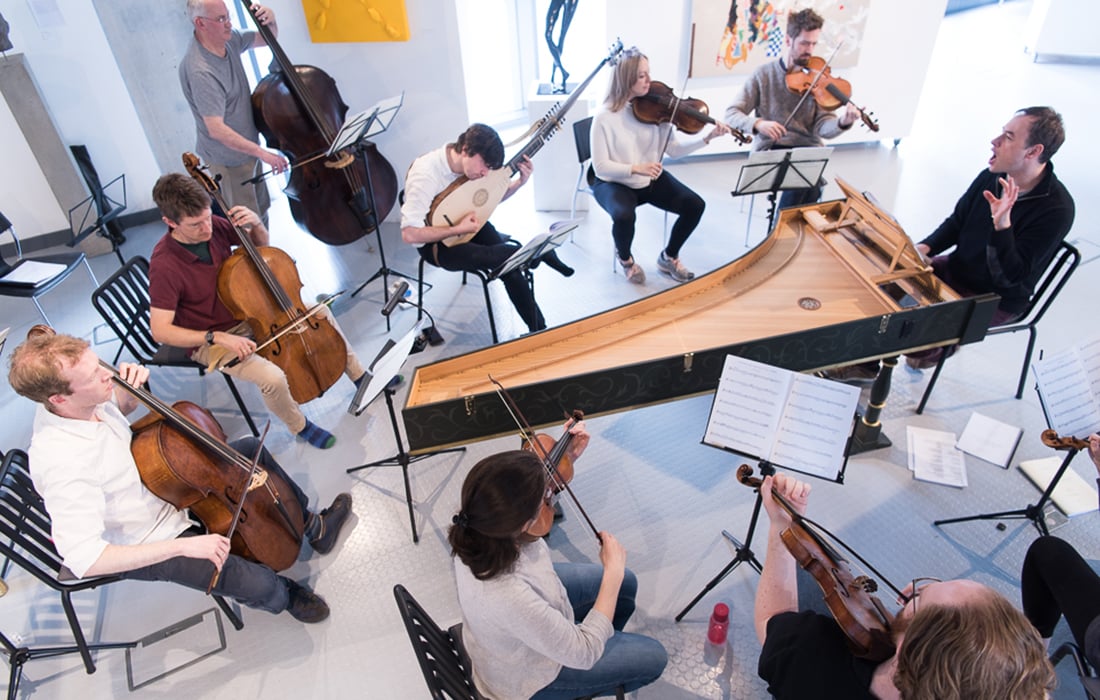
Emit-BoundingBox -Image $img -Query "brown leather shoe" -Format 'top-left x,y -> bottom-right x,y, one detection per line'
285,579 -> 330,623
820,364 -> 878,385
310,493 -> 352,555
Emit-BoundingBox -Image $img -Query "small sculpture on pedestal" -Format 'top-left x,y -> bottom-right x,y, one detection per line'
545,0 -> 578,94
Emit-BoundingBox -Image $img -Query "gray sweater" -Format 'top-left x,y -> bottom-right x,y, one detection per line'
725,59 -> 849,151
454,539 -> 613,699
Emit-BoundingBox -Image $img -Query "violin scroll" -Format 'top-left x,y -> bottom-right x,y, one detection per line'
1041,429 -> 1090,452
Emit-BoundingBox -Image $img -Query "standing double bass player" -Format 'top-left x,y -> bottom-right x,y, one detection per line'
7,330 -> 353,623
148,173 -> 370,449
180,0 -> 287,225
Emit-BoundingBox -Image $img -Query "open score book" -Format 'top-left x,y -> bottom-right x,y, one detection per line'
703,355 -> 861,481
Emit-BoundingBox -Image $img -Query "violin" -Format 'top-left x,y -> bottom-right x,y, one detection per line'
785,56 -> 879,132
183,153 -> 348,404
739,465 -> 896,661
25,325 -> 305,576
490,376 -> 601,542
633,81 -> 751,145
522,410 -> 584,537
1041,429 -> 1090,452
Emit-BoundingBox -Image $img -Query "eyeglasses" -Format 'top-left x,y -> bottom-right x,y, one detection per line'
903,577 -> 942,614
200,15 -> 231,24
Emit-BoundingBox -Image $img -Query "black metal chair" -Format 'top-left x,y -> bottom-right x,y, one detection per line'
393,584 -> 625,700
394,584 -> 484,700
417,256 -> 502,345
0,210 -> 98,326
0,448 -> 243,699
916,240 -> 1081,413
571,116 -> 595,220
90,255 -> 259,436
68,144 -> 127,266
1050,641 -> 1100,700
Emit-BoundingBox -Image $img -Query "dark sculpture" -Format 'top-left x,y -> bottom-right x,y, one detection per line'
545,0 -> 578,94
0,12 -> 12,53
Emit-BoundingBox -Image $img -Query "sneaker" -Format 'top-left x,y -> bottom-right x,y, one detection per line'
620,257 -> 646,284
657,251 -> 695,282
285,579 -> 330,623
820,363 -> 879,386
310,493 -> 352,555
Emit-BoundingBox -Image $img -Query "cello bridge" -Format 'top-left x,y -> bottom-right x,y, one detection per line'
853,575 -> 878,593
248,469 -> 269,492
325,151 -> 355,169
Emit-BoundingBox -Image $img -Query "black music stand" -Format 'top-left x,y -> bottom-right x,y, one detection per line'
934,380 -> 1087,536
345,324 -> 464,543
676,355 -> 858,620
731,147 -> 832,236
346,94 -> 415,329
934,446 -> 1079,537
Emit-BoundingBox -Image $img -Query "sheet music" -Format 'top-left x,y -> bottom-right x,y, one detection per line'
1033,338 -> 1100,437
0,260 -> 68,286
907,426 -> 968,488
703,355 -> 859,480
955,412 -> 1023,468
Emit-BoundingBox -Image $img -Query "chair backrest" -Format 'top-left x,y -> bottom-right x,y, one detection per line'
0,449 -> 70,588
70,145 -> 125,222
573,116 -> 593,165
998,240 -> 1080,330
91,255 -> 160,363
393,584 -> 482,700
0,209 -> 23,264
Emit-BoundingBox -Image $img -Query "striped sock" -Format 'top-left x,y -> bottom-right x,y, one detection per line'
298,420 -> 336,449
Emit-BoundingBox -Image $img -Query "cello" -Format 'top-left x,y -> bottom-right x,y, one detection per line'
26,325 -> 304,573
246,3 -> 398,246
183,152 -> 347,404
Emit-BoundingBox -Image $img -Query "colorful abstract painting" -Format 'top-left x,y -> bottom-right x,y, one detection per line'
690,0 -> 871,78
301,0 -> 409,43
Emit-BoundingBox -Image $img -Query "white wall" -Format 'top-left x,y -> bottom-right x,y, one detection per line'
0,0 -> 162,239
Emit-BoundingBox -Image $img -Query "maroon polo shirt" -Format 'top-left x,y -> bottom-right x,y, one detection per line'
148,216 -> 239,350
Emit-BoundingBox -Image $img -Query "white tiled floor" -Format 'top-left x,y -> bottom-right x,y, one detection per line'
2,2 -> 1100,698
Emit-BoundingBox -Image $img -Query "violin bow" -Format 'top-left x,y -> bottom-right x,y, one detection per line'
207,292 -> 345,372
207,422 -> 272,594
488,375 -> 601,541
782,42 -> 842,129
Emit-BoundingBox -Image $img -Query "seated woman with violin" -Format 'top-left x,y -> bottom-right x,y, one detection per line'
590,47 -> 732,284
449,441 -> 667,699
7,330 -> 353,623
756,472 -> 1053,699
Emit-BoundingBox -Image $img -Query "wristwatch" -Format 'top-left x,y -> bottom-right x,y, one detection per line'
205,330 -> 215,346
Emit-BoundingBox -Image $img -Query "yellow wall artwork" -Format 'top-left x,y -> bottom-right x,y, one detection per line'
301,0 -> 410,43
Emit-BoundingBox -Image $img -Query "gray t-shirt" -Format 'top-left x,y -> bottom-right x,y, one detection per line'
179,29 -> 258,167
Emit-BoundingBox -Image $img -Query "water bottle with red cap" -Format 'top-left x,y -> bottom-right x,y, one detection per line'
707,602 -> 729,645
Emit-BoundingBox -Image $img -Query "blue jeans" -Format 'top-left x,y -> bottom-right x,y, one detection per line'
531,563 -> 668,699
592,171 -> 704,262
121,437 -> 310,615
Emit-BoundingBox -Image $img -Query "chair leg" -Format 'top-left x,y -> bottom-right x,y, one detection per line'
1015,326 -> 1038,400
31,298 -> 51,327
480,278 -> 499,344
81,257 -> 100,288
221,374 -> 260,437
61,590 -> 96,674
213,594 -> 244,631
915,352 -> 950,415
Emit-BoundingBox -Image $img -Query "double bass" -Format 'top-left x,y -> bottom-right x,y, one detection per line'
184,153 -> 347,404
246,4 -> 398,246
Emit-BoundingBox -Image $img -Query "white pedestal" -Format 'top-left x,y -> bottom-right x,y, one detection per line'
527,83 -> 590,212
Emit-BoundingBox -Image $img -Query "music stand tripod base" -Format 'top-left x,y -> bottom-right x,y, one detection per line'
933,447 -> 1079,537
345,387 -> 465,543
675,462 -> 772,622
